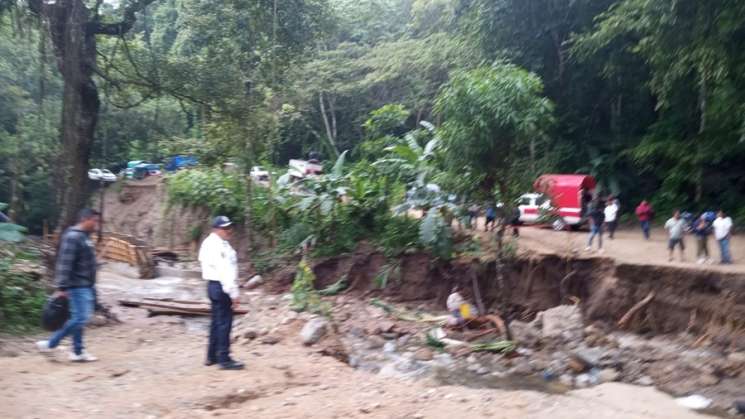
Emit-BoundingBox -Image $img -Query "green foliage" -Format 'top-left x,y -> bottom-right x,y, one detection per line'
435,63 -> 554,197
573,0 -> 745,214
376,215 -> 421,257
0,257 -> 45,333
278,222 -> 314,253
166,168 -> 246,221
471,340 -> 516,354
374,262 -> 401,289
290,259 -> 329,315
318,275 -> 348,296
0,227 -> 44,332
0,222 -> 26,243
362,104 -> 410,140
276,152 -> 394,257
425,331 -> 446,350
419,208 -> 453,260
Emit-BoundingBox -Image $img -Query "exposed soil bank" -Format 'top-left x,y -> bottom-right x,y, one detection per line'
254,247 -> 745,411
292,249 -> 745,348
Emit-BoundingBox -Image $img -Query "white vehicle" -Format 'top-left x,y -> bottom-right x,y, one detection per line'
516,193 -> 551,224
250,166 -> 270,184
88,168 -> 117,182
287,159 -> 323,181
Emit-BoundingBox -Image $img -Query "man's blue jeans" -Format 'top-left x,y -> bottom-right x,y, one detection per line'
719,238 -> 732,264
49,287 -> 94,355
587,224 -> 603,249
207,281 -> 233,364
640,220 -> 650,239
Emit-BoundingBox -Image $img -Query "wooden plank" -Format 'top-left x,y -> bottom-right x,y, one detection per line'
143,297 -> 210,305
118,299 -> 248,315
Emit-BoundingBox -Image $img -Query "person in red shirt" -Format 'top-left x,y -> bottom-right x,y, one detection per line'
635,200 -> 654,240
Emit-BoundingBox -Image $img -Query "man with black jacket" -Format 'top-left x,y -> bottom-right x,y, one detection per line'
36,209 -> 100,362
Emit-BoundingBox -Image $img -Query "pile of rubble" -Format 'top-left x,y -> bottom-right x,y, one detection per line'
227,291 -> 745,413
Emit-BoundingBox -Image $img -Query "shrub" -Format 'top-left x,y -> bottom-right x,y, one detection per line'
375,215 -> 421,257
290,259 -> 329,315
166,168 -> 247,221
0,258 -> 46,333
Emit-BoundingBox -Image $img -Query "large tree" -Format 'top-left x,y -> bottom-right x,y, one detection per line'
435,63 -> 554,201
5,0 -> 157,228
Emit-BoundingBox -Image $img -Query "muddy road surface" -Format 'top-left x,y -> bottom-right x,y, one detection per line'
0,269 -> 718,419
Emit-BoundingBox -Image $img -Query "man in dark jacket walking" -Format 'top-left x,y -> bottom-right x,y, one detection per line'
585,199 -> 606,252
36,209 -> 100,362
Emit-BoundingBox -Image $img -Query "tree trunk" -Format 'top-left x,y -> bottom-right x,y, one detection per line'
46,0 -> 100,229
550,28 -> 565,96
329,95 -> 337,143
8,160 -> 19,220
30,0 -> 156,228
695,70 -> 707,203
318,91 -> 339,157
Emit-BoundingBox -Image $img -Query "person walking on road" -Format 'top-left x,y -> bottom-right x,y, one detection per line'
485,204 -> 497,232
585,200 -> 605,252
200,216 -> 244,370
692,214 -> 713,264
713,210 -> 734,264
635,200 -> 654,240
665,210 -> 686,262
604,197 -> 619,240
36,209 -> 101,362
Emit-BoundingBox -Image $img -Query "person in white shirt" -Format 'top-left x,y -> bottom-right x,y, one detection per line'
664,210 -> 687,262
712,210 -> 733,264
604,197 -> 619,239
199,216 -> 244,370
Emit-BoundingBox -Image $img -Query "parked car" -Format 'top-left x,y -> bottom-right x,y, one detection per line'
287,159 -> 323,181
142,163 -> 162,176
88,168 -> 117,182
165,155 -> 198,171
250,166 -> 270,184
515,193 -> 552,224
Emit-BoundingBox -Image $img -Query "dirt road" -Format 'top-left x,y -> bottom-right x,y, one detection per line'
0,270 -> 716,419
468,217 -> 744,272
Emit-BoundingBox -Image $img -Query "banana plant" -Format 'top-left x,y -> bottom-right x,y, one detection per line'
372,120 -> 440,187
0,203 -> 25,243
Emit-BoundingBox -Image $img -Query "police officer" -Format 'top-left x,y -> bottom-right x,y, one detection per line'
199,216 -> 244,370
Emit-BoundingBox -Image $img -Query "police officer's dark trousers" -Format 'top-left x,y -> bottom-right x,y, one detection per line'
207,280 -> 233,364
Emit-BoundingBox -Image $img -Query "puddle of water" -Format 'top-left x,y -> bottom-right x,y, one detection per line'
433,368 -> 570,394
344,333 -> 569,395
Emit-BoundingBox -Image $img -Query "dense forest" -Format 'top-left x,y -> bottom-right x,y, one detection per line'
2,0 -> 745,233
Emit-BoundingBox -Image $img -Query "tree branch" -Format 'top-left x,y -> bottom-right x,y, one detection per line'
26,0 -> 43,16
93,0 -> 158,36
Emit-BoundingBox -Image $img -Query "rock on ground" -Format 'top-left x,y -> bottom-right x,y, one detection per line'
301,317 -> 329,346
540,305 -> 583,341
509,320 -> 541,347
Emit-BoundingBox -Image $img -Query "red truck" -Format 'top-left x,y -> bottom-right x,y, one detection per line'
517,174 -> 597,230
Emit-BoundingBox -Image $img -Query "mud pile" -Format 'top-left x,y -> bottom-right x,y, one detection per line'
99,179 -> 209,249
259,248 -> 745,413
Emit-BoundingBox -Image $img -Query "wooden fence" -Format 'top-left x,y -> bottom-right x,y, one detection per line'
45,232 -> 155,279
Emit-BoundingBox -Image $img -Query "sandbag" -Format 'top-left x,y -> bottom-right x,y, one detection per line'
41,295 -> 70,331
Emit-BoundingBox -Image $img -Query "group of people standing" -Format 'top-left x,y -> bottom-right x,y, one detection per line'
662,208 -> 733,264
585,198 -> 735,265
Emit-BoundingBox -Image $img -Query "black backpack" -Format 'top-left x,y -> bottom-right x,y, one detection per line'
41,295 -> 70,331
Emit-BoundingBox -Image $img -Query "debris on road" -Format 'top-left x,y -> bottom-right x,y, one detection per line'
118,298 -> 249,316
